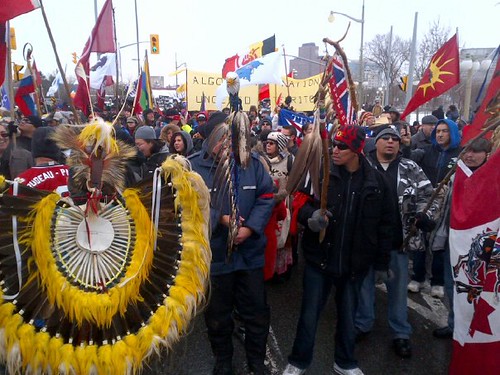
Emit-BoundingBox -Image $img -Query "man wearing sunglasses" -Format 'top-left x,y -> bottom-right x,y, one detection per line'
284,125 -> 394,375
354,127 -> 436,359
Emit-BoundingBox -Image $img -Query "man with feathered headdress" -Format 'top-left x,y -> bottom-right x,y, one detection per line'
189,110 -> 274,375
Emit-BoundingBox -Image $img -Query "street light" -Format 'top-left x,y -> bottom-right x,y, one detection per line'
328,0 -> 365,106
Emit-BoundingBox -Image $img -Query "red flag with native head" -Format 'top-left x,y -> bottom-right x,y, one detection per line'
449,153 -> 500,374
401,34 -> 460,120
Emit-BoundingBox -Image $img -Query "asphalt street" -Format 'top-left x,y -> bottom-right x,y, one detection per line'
145,254 -> 453,375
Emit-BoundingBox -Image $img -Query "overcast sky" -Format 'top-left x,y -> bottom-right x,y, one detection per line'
10,0 -> 499,85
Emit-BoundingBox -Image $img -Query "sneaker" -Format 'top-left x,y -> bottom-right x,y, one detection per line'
333,363 -> 364,375
282,363 -> 306,375
407,280 -> 423,293
430,285 -> 445,298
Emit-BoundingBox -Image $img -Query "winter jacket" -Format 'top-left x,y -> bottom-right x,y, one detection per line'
189,149 -> 274,275
0,145 -> 33,179
298,157 -> 394,278
266,151 -> 293,202
411,130 -> 432,150
366,151 -> 439,252
403,119 -> 461,187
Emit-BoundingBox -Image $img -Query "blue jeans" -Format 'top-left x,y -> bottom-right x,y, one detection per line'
355,251 -> 412,339
412,249 -> 445,286
288,263 -> 364,370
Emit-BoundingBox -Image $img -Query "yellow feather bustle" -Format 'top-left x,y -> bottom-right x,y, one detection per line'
0,156 -> 211,374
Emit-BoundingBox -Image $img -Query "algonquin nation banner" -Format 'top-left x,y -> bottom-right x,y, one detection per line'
187,70 -> 323,112
187,70 -> 258,111
270,73 -> 322,112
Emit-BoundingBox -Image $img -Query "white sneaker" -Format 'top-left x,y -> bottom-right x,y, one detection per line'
431,285 -> 445,298
407,280 -> 423,293
333,363 -> 364,375
283,363 -> 306,375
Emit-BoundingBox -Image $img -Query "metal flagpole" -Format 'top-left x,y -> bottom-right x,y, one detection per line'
405,13 -> 418,106
5,22 -> 16,120
134,0 -> 140,75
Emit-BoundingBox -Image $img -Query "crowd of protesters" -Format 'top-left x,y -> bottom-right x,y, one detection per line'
0,97 -> 494,375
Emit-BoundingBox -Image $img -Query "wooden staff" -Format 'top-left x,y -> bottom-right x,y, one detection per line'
39,0 -> 80,124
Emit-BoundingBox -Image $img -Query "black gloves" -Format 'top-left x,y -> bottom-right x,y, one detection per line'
7,121 -> 17,136
415,212 -> 436,232
307,209 -> 332,232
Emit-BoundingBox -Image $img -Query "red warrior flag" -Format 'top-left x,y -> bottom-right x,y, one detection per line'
401,34 -> 460,120
0,23 -> 6,88
461,50 -> 499,145
449,152 -> 500,374
74,0 -> 116,115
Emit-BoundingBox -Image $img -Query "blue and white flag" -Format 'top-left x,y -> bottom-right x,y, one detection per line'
278,108 -> 314,133
216,50 -> 284,109
1,86 -> 10,109
46,71 -> 63,97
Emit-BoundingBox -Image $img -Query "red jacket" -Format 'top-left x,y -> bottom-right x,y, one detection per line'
16,164 -> 69,194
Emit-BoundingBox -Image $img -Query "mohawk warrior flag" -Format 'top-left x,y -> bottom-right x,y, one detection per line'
401,34 -> 460,120
74,0 -> 116,115
449,154 -> 500,374
222,35 -> 275,78
326,56 -> 357,126
0,0 -> 40,22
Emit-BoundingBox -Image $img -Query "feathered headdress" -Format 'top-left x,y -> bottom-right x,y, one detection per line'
0,115 -> 211,375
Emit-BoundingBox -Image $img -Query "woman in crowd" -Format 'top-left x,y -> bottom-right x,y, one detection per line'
169,130 -> 194,157
160,123 -> 181,152
134,126 -> 169,180
263,131 -> 294,281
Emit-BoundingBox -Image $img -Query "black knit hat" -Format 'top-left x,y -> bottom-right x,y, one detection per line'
198,111 -> 227,139
31,127 -> 62,161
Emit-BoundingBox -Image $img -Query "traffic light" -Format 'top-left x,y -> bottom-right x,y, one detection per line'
9,27 -> 16,50
13,63 -> 24,81
72,52 -> 78,64
398,75 -> 408,92
150,34 -> 160,54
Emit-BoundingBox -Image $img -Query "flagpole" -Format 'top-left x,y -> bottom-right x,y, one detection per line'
282,46 -> 290,97
5,22 -> 16,120
112,5 -> 120,110
405,13 -> 418,106
38,0 -> 80,124
24,47 -> 41,116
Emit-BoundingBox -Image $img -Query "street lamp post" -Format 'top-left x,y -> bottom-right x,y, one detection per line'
329,0 -> 365,108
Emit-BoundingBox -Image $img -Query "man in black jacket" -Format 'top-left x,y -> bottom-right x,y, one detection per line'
283,125 -> 394,375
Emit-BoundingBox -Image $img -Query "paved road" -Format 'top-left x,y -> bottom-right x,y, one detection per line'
146,255 -> 453,375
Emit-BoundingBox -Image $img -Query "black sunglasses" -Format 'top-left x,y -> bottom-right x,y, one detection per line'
332,141 -> 350,151
380,135 -> 400,142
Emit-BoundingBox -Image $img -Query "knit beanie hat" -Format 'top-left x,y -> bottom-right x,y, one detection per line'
27,115 -> 44,128
267,131 -> 289,153
334,125 -> 366,154
31,127 -> 61,160
134,126 -> 157,140
375,127 -> 401,143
